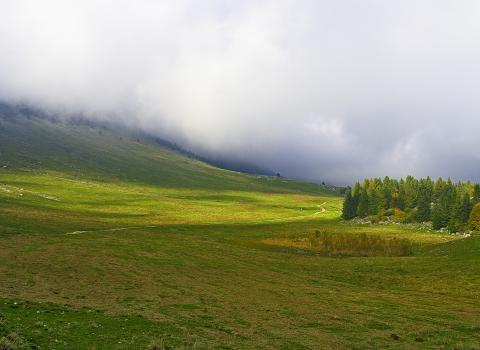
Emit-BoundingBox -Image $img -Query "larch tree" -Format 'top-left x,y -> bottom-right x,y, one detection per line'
469,203 -> 480,230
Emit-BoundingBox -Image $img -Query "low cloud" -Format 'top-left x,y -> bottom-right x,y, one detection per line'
1,0 -> 480,184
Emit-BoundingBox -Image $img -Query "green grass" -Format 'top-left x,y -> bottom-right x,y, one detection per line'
0,113 -> 480,349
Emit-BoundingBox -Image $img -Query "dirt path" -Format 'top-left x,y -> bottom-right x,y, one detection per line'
0,183 -> 60,201
262,200 -> 332,223
66,225 -> 157,235
65,200 -> 338,235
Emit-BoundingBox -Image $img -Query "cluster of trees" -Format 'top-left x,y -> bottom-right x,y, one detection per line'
342,176 -> 480,232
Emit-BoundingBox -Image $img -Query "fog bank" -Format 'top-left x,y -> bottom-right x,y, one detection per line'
2,0 -> 480,184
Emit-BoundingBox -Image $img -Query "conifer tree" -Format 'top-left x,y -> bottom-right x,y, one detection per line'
473,184 -> 480,204
382,185 -> 392,210
397,184 -> 406,211
416,189 -> 431,222
356,188 -> 369,217
404,176 -> 418,210
367,186 -> 379,215
432,202 -> 448,230
416,178 -> 433,222
460,192 -> 473,223
351,182 -> 361,214
342,189 -> 356,220
390,180 -> 399,208
432,178 -> 456,229
434,178 -> 445,202
342,176 -> 480,226
448,193 -> 471,232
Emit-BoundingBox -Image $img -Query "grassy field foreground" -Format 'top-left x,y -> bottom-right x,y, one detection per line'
0,114 -> 479,349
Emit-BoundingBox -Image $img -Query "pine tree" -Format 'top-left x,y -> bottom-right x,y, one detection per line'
404,176 -> 418,210
473,184 -> 480,204
381,186 -> 391,210
416,191 -> 431,222
432,178 -> 456,229
390,180 -> 399,208
351,182 -> 361,215
434,178 -> 445,202
432,202 -> 448,230
460,192 -> 473,223
341,177 -> 480,227
342,189 -> 356,220
448,193 -> 471,233
367,186 -> 378,215
416,179 -> 433,222
397,180 -> 406,211
378,177 -> 391,210
445,179 -> 457,217
356,188 -> 369,217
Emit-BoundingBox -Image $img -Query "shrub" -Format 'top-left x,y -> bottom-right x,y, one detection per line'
404,209 -> 418,223
367,215 -> 381,224
384,208 -> 394,217
448,216 -> 467,233
393,208 -> 407,223
376,208 -> 386,222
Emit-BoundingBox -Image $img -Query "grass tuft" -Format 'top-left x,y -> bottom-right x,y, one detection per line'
307,230 -> 412,257
0,333 -> 32,350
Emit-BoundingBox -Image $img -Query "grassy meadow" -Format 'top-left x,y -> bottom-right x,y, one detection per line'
1,113 -> 480,349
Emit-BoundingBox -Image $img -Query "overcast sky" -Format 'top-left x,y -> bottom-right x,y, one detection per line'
1,0 -> 480,184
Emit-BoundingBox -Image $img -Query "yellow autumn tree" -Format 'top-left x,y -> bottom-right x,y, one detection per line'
469,203 -> 480,230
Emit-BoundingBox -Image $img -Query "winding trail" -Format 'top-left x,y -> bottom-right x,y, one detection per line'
65,200 -> 338,235
66,225 -> 157,235
261,200 -> 332,223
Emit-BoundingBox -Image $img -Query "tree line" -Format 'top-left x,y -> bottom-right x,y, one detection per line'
342,176 -> 480,232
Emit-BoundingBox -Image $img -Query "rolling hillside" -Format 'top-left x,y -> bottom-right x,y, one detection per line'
0,105 -> 338,238
0,104 -> 336,194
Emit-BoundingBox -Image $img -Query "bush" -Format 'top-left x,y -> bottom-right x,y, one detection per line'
384,208 -> 394,217
376,209 -> 386,222
393,208 -> 407,223
448,217 -> 467,233
404,209 -> 418,223
367,215 -> 381,224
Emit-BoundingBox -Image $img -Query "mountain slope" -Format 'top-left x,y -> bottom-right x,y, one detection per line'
0,104 -> 336,195
0,105 -> 340,236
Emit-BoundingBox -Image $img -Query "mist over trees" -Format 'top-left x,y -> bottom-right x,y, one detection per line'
342,176 -> 480,232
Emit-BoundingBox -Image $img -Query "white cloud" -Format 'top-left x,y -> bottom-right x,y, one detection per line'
1,0 -> 480,184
